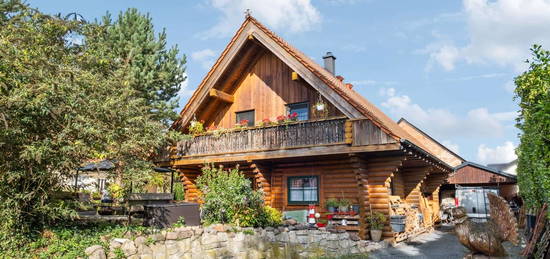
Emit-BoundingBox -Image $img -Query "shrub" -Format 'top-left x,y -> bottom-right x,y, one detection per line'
196,165 -> 265,227
173,182 -> 185,201
261,206 -> 283,226
0,222 -> 149,258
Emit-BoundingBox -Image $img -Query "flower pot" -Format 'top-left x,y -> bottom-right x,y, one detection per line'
352,205 -> 360,214
338,206 -> 349,213
370,229 -> 382,242
327,206 -> 336,213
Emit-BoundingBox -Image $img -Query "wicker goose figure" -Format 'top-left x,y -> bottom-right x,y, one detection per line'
452,192 -> 519,256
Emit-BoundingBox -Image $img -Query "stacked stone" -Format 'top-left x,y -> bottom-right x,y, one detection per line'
85,224 -> 385,259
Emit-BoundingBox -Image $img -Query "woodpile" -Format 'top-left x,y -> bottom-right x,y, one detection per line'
389,195 -> 422,233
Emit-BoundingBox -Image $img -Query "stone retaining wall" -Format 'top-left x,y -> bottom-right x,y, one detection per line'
85,225 -> 384,259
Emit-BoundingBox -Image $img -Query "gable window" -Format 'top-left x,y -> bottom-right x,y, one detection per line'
236,110 -> 255,126
287,102 -> 309,121
287,176 -> 319,204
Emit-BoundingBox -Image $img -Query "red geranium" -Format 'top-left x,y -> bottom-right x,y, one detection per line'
288,112 -> 298,120
276,115 -> 286,122
238,119 -> 249,126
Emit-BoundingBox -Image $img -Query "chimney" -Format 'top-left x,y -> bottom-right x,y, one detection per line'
322,52 -> 336,75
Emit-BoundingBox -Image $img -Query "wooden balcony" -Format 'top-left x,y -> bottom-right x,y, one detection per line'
158,117 -> 350,161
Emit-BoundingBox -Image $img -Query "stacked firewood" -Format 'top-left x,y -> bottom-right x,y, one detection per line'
389,196 -> 422,232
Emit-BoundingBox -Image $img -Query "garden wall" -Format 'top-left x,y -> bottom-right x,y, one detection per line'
85,225 -> 384,259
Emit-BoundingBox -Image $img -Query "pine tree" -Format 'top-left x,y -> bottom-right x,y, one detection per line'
89,8 -> 186,124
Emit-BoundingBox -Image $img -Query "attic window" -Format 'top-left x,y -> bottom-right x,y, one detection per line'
287,102 -> 309,121
236,110 -> 255,126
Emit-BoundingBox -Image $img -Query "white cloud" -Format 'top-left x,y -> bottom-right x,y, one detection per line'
381,88 -> 516,139
191,49 -> 217,70
431,45 -> 460,71
442,140 -> 460,154
504,80 -> 516,93
477,141 -> 517,164
428,0 -> 550,71
177,73 -> 194,99
198,0 -> 321,39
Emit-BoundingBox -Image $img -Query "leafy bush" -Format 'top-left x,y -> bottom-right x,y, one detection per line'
0,222 -> 149,258
514,45 -> 550,211
196,165 -> 279,227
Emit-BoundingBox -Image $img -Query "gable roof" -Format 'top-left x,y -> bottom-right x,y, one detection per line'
397,118 -> 465,166
172,15 -> 427,150
455,161 -> 517,180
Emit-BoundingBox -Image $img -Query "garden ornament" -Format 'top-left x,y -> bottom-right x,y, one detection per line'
452,192 -> 519,256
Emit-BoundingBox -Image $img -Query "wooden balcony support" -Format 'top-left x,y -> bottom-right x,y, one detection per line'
250,162 -> 272,206
423,171 -> 448,195
365,156 -> 406,238
177,167 -> 201,202
402,166 -> 432,206
209,89 -> 234,103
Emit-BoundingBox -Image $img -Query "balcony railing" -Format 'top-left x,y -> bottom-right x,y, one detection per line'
160,117 -> 349,160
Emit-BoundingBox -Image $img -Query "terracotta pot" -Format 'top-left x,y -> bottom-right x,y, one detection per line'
370,229 -> 382,242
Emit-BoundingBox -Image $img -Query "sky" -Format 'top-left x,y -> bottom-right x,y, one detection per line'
29,0 -> 550,165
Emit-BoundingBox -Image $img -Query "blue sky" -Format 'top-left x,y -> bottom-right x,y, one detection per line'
30,0 -> 550,165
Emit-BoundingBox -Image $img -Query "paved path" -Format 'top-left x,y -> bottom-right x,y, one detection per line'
368,225 -> 524,259
369,225 -> 468,259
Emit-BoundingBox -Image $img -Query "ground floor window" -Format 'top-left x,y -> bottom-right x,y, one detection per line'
287,176 -> 319,204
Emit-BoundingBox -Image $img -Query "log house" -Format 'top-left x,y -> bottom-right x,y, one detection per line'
157,15 -> 457,242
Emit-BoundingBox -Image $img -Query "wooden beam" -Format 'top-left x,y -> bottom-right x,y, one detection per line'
209,89 -> 234,103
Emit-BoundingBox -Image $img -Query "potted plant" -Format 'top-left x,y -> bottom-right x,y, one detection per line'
235,119 -> 249,129
338,198 -> 351,213
188,119 -> 205,135
258,118 -> 272,127
325,198 -> 338,213
285,112 -> 298,123
367,212 -> 386,242
276,115 -> 286,124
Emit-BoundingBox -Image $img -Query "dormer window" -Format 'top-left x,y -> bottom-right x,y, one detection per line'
287,102 -> 309,121
236,110 -> 255,126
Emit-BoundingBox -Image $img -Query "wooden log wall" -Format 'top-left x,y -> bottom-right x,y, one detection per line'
390,170 -> 406,198
350,155 -> 369,239
269,158 -> 360,217
365,156 -> 405,238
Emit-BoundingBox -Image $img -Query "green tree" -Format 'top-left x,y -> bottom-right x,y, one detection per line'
514,45 -> 550,210
0,1 -> 183,249
87,8 -> 186,124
